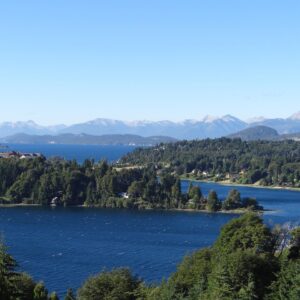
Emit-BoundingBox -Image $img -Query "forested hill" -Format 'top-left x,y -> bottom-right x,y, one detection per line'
120,138 -> 300,187
227,125 -> 280,141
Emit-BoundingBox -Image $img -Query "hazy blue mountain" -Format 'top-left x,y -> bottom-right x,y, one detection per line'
249,111 -> 300,134
0,111 -> 299,139
0,121 -> 66,138
0,133 -> 177,146
58,115 -> 247,139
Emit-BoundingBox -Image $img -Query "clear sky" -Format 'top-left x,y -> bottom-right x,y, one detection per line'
0,0 -> 299,125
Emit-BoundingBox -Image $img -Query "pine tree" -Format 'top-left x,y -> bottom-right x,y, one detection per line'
64,288 -> 76,300
33,282 -> 48,300
49,291 -> 60,300
0,242 -> 18,299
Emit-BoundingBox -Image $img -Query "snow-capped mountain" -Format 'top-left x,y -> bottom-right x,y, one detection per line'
0,112 -> 300,139
58,115 -> 247,139
288,111 -> 300,120
249,112 -> 300,134
0,121 -> 67,138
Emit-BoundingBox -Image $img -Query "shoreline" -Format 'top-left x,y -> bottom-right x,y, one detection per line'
181,177 -> 300,192
0,203 -> 266,214
0,203 -> 40,207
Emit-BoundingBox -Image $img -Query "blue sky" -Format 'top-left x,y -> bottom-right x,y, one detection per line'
0,0 -> 299,125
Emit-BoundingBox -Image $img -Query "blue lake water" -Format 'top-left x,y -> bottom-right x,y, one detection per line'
0,182 -> 299,297
3,144 -> 136,163
0,145 -> 299,297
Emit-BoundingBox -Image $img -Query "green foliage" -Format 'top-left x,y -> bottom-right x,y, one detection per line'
288,227 -> 300,259
168,248 -> 212,297
0,157 -> 265,212
222,189 -> 242,210
0,242 -> 18,299
33,282 -> 48,300
121,138 -> 300,187
214,213 -> 275,255
0,242 -> 58,300
0,158 -> 184,210
13,273 -> 36,300
144,213 -> 287,300
267,259 -> 300,300
188,183 -> 202,200
49,292 -> 59,300
64,288 -> 76,300
206,190 -> 221,212
207,250 -> 276,299
77,268 -> 140,300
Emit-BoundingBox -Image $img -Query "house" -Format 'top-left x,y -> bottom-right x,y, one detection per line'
20,153 -> 42,159
50,197 -> 59,207
119,192 -> 129,199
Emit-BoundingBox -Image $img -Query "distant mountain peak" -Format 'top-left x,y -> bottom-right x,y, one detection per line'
247,116 -> 267,124
221,114 -> 240,122
202,115 -> 219,123
201,114 -> 242,124
289,111 -> 300,120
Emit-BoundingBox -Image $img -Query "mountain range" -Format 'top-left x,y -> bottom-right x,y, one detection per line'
0,112 -> 300,140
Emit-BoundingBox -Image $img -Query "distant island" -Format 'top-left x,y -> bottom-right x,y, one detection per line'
0,155 -> 262,213
0,133 -> 177,146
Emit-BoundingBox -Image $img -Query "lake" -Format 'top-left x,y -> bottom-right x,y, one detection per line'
2,144 -> 136,163
0,144 -> 299,297
0,182 -> 299,297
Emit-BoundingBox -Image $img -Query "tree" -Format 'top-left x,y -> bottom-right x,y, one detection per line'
267,259 -> 300,300
77,268 -> 140,300
49,291 -> 60,300
288,227 -> 300,260
0,242 -> 18,299
13,273 -> 36,300
171,179 -> 181,204
33,282 -> 48,300
242,197 -> 261,211
222,189 -> 242,210
188,185 -> 202,201
168,248 -> 212,297
214,213 -> 275,255
127,181 -> 143,198
187,185 -> 204,209
64,288 -> 76,300
206,190 -> 221,212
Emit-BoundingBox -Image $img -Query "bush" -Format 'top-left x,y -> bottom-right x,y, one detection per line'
77,268 -> 141,300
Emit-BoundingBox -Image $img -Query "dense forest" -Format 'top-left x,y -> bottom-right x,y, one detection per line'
120,138 -> 300,187
0,157 -> 261,212
1,213 -> 299,299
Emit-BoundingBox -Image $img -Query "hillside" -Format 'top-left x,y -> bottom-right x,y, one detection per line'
227,126 -> 280,141
120,138 -> 300,188
228,125 -> 300,141
0,133 -> 176,146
